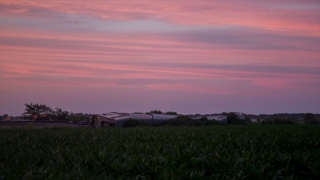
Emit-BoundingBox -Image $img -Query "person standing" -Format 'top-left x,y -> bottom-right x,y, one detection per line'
90,115 -> 96,128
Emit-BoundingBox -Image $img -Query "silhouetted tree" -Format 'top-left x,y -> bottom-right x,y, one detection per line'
227,112 -> 245,124
22,103 -> 68,120
1,114 -> 8,121
165,111 -> 178,115
245,115 -> 252,123
22,103 -> 54,120
150,110 -> 163,114
54,108 -> 69,120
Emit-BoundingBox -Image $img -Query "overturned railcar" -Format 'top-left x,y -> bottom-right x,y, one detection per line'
206,115 -> 228,124
96,112 -> 130,127
96,116 -> 115,127
96,112 -> 178,127
114,115 -> 131,127
152,114 -> 178,126
129,113 -> 153,125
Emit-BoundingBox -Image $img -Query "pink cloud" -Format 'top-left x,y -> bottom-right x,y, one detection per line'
0,1 -> 319,115
2,39 -> 318,96
1,1 -> 319,35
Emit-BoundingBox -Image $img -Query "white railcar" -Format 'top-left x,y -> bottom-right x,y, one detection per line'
207,115 -> 228,124
152,114 -> 178,126
98,112 -> 179,127
129,113 -> 153,125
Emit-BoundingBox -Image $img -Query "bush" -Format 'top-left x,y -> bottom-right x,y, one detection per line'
261,118 -> 294,125
166,116 -> 197,126
227,112 -> 246,125
26,123 -> 35,129
274,118 -> 294,124
228,118 -> 246,125
166,116 -> 223,126
199,117 -> 224,125
206,120 -> 224,125
303,113 -> 319,124
123,119 -> 150,127
304,113 -> 315,121
304,118 -> 320,125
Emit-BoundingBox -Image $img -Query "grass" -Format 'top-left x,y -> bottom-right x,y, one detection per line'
0,125 -> 319,179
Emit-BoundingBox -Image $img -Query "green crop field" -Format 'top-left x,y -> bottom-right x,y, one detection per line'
1,125 -> 319,179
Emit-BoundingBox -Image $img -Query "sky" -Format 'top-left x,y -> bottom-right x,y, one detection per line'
0,0 -> 319,116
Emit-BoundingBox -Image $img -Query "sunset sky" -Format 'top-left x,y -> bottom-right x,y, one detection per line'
0,0 -> 319,116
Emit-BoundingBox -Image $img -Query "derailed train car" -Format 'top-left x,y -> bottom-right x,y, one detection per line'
129,113 -> 153,125
96,112 -> 130,127
152,114 -> 178,126
96,112 -> 177,127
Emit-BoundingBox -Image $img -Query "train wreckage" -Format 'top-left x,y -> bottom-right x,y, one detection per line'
95,112 -> 178,127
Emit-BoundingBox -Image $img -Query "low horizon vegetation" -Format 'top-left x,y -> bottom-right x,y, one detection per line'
114,115 -> 320,128
1,104 -> 320,126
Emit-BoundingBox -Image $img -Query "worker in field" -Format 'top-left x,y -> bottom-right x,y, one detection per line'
90,115 -> 96,128
33,114 -> 38,121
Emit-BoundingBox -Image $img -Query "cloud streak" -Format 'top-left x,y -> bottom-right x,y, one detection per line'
1,1 -> 319,34
0,0 -> 319,115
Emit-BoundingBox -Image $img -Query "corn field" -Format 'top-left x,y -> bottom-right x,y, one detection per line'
1,125 -> 319,179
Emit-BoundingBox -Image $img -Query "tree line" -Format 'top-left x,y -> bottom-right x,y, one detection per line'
22,103 -> 69,120
2,104 -> 319,125
134,110 -> 178,115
